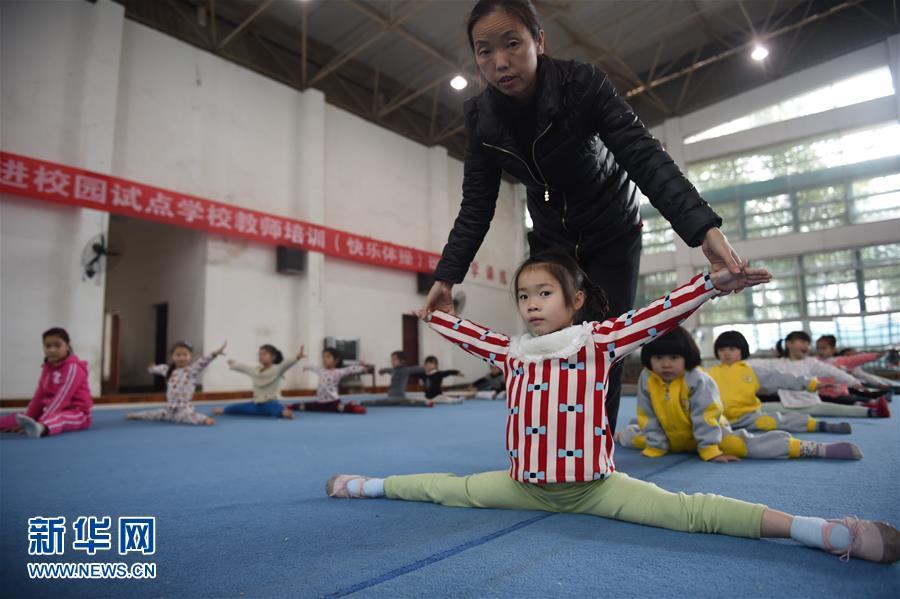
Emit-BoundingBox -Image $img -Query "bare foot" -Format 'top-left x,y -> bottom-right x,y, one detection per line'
282,408 -> 294,420
204,417 -> 215,426
212,407 -> 225,415
125,413 -> 139,420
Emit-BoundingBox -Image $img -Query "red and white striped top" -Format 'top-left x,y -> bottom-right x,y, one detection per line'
426,271 -> 718,484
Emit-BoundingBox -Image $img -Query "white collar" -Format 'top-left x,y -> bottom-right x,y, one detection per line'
508,322 -> 593,363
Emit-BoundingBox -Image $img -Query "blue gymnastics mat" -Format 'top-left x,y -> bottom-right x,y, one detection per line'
1,396 -> 897,597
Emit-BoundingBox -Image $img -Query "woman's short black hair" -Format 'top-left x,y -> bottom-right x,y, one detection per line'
466,0 -> 542,53
391,350 -> 407,365
640,326 -> 702,371
714,330 -> 750,360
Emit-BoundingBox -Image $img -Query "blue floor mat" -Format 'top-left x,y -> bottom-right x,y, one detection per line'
1,396 -> 897,598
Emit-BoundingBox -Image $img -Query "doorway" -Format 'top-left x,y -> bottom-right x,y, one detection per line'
402,314 -> 420,365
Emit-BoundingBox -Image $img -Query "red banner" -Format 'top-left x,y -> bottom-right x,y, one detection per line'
0,151 -> 460,275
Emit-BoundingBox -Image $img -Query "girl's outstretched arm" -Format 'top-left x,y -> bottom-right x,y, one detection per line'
148,364 -> 169,377
423,311 -> 510,373
752,361 -> 818,394
228,361 -> 256,375
593,265 -> 771,364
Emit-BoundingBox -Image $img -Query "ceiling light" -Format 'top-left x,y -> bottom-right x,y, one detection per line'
450,75 -> 468,91
750,44 -> 769,62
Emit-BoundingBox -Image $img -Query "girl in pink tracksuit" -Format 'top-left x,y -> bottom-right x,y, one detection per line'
0,328 -> 93,438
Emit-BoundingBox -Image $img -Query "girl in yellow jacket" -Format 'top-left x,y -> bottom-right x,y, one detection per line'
707,330 -> 854,434
617,328 -> 861,462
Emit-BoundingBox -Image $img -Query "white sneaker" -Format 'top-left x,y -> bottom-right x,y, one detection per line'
16,414 -> 45,438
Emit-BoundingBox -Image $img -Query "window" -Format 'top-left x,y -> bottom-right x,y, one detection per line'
852,173 -> 900,224
860,243 -> 900,313
641,212 -> 676,254
802,250 -> 860,316
796,185 -> 848,231
751,257 -> 803,321
685,67 -> 895,144
744,194 -> 793,238
688,122 -> 900,192
636,271 -> 677,308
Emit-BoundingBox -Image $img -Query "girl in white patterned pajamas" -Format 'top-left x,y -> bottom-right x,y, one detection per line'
126,341 -> 226,426
289,348 -> 373,414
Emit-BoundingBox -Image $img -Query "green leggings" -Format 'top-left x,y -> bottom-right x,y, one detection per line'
384,471 -> 765,539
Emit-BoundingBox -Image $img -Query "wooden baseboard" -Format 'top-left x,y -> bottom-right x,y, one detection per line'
0,384 -> 419,409
0,383 -> 647,409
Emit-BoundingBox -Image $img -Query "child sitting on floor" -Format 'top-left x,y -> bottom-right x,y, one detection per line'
816,334 -> 897,393
617,327 -> 860,462
707,330 -> 852,433
212,344 -> 304,419
290,348 -> 372,414
0,327 -> 93,438
420,355 -> 463,404
326,252 -> 898,564
126,340 -> 226,426
376,351 -> 433,407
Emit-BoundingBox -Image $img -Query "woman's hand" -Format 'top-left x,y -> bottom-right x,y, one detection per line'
702,228 -> 743,275
710,454 -> 741,463
418,280 -> 454,319
296,345 -> 306,361
213,341 -> 227,356
710,260 -> 772,294
227,359 -> 236,368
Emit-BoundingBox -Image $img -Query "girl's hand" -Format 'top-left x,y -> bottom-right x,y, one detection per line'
296,345 -> 306,361
213,341 -> 227,356
418,280 -> 454,319
227,359 -> 236,368
710,454 -> 741,463
710,260 -> 771,294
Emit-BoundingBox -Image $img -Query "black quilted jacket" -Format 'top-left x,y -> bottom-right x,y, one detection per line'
433,56 -> 721,284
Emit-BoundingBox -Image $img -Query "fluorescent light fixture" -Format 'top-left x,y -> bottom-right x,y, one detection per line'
450,75 -> 468,91
750,44 -> 769,62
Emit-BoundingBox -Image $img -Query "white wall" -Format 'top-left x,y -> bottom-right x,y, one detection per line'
0,1 -> 526,397
104,217 -> 206,387
0,0 -> 124,397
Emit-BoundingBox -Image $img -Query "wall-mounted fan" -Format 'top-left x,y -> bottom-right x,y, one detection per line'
81,234 -> 118,281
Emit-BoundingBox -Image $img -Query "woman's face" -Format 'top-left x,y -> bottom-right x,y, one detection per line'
471,9 -> 544,100
258,348 -> 274,367
322,352 -> 337,369
786,338 -> 810,360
